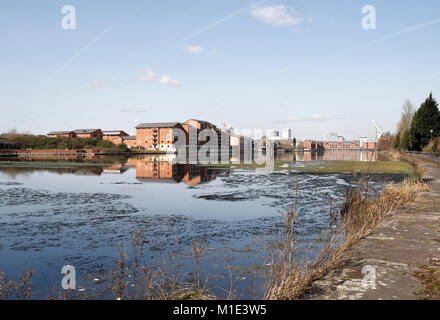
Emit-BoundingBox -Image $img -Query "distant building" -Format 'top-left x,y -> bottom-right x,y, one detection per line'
122,136 -> 137,148
323,133 -> 345,142
73,129 -> 103,139
362,141 -> 377,150
102,130 -> 129,144
274,139 -> 295,151
135,122 -> 185,151
47,131 -> 76,138
281,128 -> 292,139
268,130 -> 280,140
183,119 -> 219,147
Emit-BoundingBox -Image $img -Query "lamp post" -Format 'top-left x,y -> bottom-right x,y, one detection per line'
431,129 -> 433,141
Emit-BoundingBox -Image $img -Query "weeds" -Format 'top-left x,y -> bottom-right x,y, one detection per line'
0,266 -> 33,300
265,169 -> 430,300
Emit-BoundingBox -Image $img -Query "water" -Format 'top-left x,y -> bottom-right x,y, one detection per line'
0,151 -> 404,299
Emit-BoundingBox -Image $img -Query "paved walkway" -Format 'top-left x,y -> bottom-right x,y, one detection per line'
306,155 -> 440,300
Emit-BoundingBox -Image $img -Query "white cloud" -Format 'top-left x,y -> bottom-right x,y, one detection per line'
251,5 -> 303,27
136,69 -> 157,82
160,75 -> 180,86
184,45 -> 204,54
135,69 -> 180,86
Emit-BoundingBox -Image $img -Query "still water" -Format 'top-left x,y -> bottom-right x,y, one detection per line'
0,151 -> 401,299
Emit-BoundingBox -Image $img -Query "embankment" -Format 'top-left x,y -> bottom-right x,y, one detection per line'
305,153 -> 440,300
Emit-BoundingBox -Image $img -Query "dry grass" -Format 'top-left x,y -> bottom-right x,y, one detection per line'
379,150 -> 425,178
0,266 -> 33,300
265,173 -> 430,300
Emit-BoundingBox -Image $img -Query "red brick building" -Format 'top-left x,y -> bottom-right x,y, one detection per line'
126,157 -> 215,185
102,130 -> 129,144
73,129 -> 103,139
362,141 -> 377,150
47,131 -> 76,138
135,122 -> 186,151
122,136 -> 137,148
183,119 -> 230,148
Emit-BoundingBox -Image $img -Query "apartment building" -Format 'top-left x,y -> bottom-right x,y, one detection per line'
183,119 -> 217,146
135,122 -> 186,151
73,129 -> 103,139
122,136 -> 137,148
102,130 -> 129,144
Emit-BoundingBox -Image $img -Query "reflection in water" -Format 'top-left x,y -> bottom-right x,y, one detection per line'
0,150 -> 378,181
273,150 -> 377,162
126,157 -> 217,186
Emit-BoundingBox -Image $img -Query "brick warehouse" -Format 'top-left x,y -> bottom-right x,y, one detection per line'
102,130 -> 129,144
47,119 -> 231,152
135,122 -> 186,151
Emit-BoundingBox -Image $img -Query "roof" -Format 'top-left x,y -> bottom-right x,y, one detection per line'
102,130 -> 128,136
73,129 -> 102,134
122,136 -> 136,140
47,131 -> 74,135
135,122 -> 181,129
185,119 -> 214,126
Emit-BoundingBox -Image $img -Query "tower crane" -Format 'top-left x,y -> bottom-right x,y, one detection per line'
372,120 -> 388,141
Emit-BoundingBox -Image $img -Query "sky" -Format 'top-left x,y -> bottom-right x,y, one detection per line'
1,0 -> 439,140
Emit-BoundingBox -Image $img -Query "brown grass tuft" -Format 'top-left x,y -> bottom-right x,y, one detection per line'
265,173 -> 430,300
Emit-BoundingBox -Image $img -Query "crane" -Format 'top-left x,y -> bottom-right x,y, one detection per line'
372,120 -> 387,141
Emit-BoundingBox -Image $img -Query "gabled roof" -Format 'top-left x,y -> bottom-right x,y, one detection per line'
102,130 -> 128,136
73,129 -> 102,134
184,119 -> 213,126
47,131 -> 74,135
135,122 -> 181,129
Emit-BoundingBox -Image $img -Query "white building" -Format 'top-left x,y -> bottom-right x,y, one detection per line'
281,128 -> 292,139
323,132 -> 345,142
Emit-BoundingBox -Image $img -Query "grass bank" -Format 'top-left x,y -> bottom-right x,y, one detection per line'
264,165 -> 430,300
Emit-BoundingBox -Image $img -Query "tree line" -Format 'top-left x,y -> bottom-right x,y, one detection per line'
0,133 -> 130,152
393,92 -> 440,152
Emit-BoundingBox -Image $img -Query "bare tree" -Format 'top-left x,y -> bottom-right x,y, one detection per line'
397,99 -> 415,134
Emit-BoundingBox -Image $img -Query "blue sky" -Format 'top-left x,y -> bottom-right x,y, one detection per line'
1,0 -> 439,140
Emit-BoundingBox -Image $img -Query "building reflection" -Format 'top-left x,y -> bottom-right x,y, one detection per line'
126,157 -> 218,186
268,150 -> 377,162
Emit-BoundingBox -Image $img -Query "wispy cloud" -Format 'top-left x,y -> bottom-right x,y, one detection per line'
276,114 -> 342,123
374,18 -> 440,43
281,17 -> 440,74
136,69 -> 158,82
429,71 -> 440,78
136,69 -> 180,86
183,45 -> 204,54
159,75 -> 180,86
120,108 -> 146,114
42,19 -> 124,87
250,4 -> 304,27
181,0 -> 271,43
57,22 -> 120,74
89,80 -> 124,89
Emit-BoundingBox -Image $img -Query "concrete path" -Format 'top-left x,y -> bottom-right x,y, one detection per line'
306,155 -> 440,300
